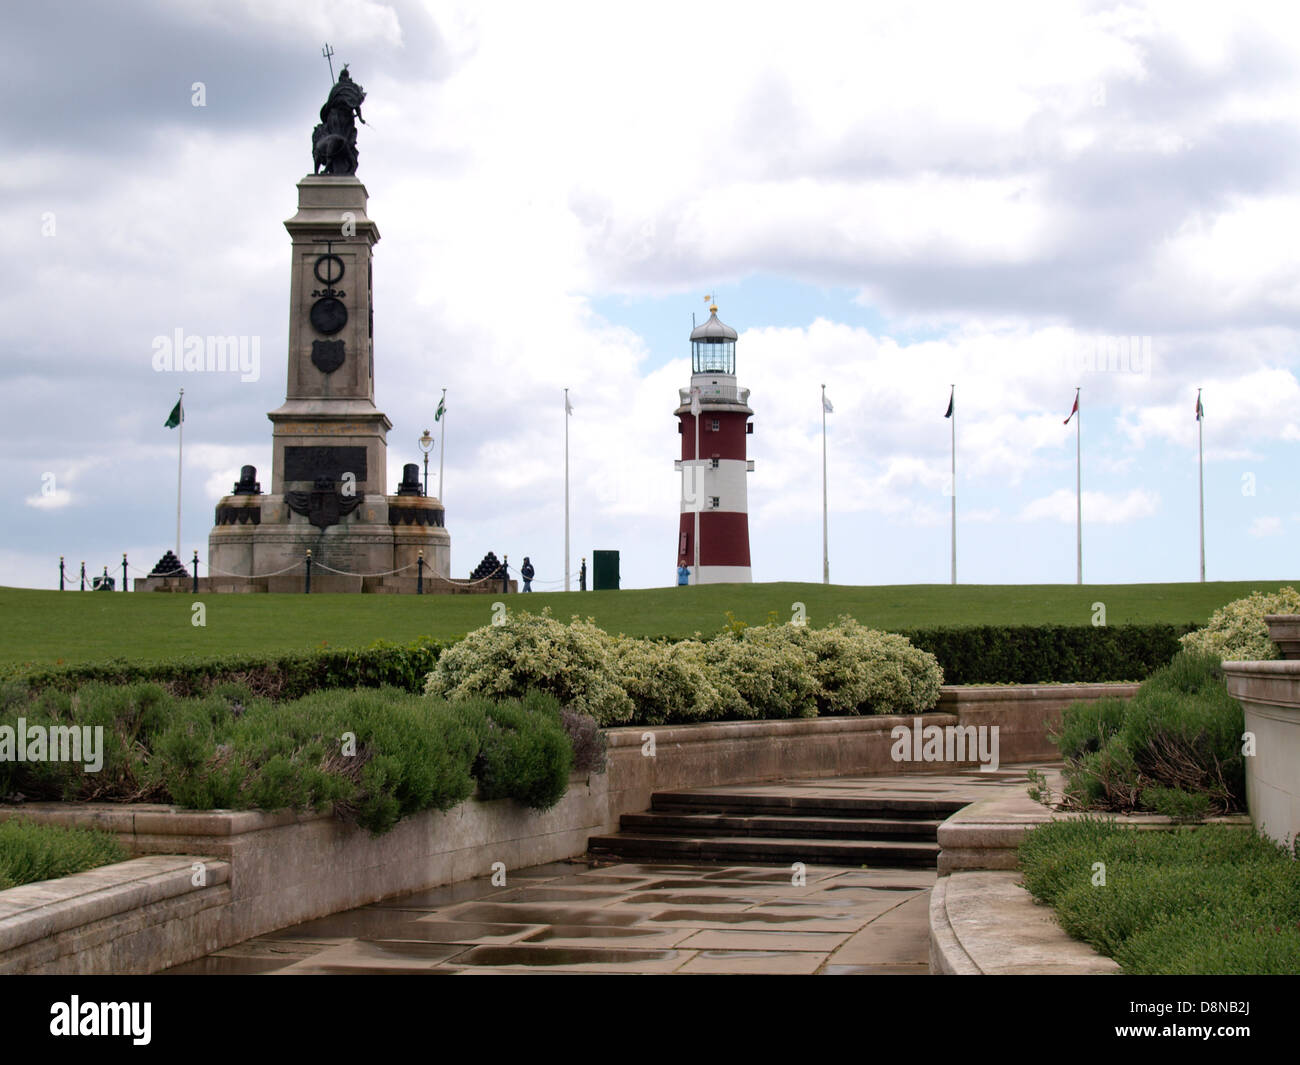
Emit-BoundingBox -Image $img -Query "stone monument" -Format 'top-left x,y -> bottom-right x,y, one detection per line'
205,68 -> 451,592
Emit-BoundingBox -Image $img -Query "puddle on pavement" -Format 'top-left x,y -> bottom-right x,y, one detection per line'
649,909 -> 855,925
455,945 -> 678,967
441,904 -> 647,927
523,924 -> 682,942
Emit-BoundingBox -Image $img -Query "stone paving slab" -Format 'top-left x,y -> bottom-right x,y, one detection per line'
167,770 -> 1047,976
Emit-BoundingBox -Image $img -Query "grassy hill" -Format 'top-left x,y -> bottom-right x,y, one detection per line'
0,580 -> 1292,670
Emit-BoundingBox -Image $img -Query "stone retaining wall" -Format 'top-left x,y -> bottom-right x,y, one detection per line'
0,681 -> 1135,973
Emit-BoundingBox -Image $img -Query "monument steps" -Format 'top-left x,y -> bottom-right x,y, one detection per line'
588,788 -> 964,867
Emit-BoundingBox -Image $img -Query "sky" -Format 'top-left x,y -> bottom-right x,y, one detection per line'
5,0 -> 1300,591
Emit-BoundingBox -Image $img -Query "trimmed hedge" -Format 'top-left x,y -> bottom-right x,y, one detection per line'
899,623 -> 1196,685
4,637 -> 446,700
3,623 -> 1193,702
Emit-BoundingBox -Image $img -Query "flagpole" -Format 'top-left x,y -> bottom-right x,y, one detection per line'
437,388 -> 446,501
1198,387 -> 1205,583
174,388 -> 184,561
822,384 -> 829,585
1075,386 -> 1082,585
564,388 -> 571,593
950,385 -> 956,586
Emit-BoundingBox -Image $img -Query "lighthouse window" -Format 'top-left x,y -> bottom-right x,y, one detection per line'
710,457 -> 719,468
709,496 -> 720,509
710,419 -> 720,432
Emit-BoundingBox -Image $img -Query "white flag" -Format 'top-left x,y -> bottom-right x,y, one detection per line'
690,388 -> 701,417
565,392 -> 573,415
822,393 -> 834,413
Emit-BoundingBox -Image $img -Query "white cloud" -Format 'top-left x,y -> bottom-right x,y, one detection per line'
1250,515 -> 1283,537
1019,488 -> 1160,524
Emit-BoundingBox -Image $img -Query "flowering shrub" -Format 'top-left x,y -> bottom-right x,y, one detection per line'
424,609 -> 634,724
424,611 -> 943,726
799,617 -> 945,715
615,638 -> 729,724
1178,587 -> 1300,662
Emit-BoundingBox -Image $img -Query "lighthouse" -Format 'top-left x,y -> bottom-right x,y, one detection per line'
675,303 -> 753,583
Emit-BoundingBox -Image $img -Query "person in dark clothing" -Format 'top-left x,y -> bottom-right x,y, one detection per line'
521,556 -> 535,592
579,557 -> 587,591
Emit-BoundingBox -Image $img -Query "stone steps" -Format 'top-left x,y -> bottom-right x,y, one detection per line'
588,788 -> 967,867
619,812 -> 944,839
587,832 -> 940,866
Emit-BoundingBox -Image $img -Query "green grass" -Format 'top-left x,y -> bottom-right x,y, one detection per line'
1,580 -> 1294,669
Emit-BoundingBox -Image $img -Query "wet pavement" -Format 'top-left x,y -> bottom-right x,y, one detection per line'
165,859 -> 936,975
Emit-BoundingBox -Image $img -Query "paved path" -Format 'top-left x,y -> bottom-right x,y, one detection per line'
166,769 -> 1036,975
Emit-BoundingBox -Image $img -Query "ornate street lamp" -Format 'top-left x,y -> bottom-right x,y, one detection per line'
418,428 -> 434,496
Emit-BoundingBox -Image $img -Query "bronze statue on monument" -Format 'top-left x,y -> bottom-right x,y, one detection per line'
312,65 -> 366,176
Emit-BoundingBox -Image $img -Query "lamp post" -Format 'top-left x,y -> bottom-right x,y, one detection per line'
418,428 -> 434,497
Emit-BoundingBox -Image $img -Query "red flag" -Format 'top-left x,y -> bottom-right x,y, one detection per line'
1064,392 -> 1079,425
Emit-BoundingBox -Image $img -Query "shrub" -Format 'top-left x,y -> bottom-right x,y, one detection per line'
424,610 -> 634,725
0,683 -> 581,835
1055,651 -> 1245,814
0,818 -> 128,890
1019,820 -> 1300,974
903,624 -> 1193,684
1179,586 -> 1300,661
704,626 -> 820,720
800,618 -> 944,715
475,691 -> 574,811
614,638 -> 729,724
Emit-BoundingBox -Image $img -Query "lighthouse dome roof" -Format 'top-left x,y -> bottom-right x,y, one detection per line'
690,308 -> 737,343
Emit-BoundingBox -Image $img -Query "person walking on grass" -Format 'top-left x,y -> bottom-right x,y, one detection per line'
521,556 -> 535,593
677,563 -> 690,586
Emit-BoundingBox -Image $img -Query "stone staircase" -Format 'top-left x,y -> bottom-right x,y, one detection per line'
588,788 -> 970,867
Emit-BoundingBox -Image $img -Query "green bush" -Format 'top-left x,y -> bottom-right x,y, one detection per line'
902,624 -> 1193,684
475,691 -> 574,811
0,818 -> 128,890
1179,586 -> 1300,661
1,683 -> 580,835
1018,820 -> 1300,974
7,637 -> 447,701
423,611 -> 942,727
1055,651 -> 1245,814
425,610 -> 634,724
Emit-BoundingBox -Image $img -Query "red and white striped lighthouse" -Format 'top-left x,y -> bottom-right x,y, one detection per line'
675,303 -> 753,583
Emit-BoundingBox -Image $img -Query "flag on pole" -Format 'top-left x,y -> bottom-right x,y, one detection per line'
1064,392 -> 1079,424
944,386 -> 954,418
434,396 -> 446,422
1196,392 -> 1204,421
565,393 -> 574,415
165,398 -> 183,428
690,388 -> 701,417
822,393 -> 834,414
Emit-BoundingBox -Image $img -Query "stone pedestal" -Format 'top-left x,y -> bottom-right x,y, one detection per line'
206,175 -> 452,590
1223,659 -> 1300,853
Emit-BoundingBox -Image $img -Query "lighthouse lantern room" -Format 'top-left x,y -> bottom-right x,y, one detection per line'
675,303 -> 753,583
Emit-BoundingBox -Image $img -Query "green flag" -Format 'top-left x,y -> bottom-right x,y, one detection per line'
434,397 -> 446,422
164,399 -> 183,429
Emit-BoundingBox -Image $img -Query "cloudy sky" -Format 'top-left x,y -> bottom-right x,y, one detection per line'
6,0 -> 1300,591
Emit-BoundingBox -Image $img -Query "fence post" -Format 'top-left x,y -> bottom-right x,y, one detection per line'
417,550 -> 424,595
192,550 -> 199,594
122,553 -> 128,592
59,556 -> 65,591
80,561 -> 86,591
501,555 -> 509,593
305,549 -> 312,594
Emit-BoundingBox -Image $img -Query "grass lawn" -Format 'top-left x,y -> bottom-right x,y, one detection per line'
0,579 -> 1293,669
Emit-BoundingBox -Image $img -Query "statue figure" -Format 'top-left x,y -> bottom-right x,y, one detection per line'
312,66 -> 366,175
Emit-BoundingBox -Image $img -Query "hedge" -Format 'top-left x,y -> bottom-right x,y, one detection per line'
898,623 -> 1196,685
3,623 -> 1195,700
3,637 -> 446,700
